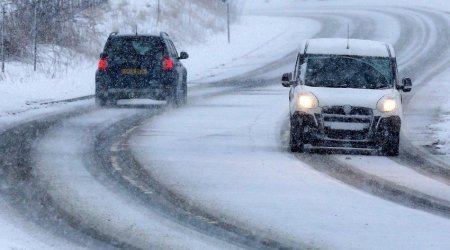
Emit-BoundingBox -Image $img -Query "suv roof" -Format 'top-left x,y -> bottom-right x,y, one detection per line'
303,38 -> 395,58
108,31 -> 170,39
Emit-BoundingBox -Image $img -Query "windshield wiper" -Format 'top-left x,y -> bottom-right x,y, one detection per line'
372,85 -> 390,89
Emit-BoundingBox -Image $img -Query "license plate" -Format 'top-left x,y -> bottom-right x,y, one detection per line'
121,68 -> 148,75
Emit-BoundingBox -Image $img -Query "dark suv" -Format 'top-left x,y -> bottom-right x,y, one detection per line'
95,32 -> 189,106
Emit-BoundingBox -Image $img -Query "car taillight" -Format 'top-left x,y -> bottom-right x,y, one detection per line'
162,58 -> 173,71
98,59 -> 108,71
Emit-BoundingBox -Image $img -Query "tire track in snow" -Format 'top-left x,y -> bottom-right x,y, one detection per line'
279,119 -> 450,219
0,109 -> 136,249
33,108 -> 242,249
92,116 -> 303,250
357,7 -> 450,185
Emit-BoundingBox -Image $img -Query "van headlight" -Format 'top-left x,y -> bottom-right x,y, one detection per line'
298,92 -> 319,109
377,96 -> 397,112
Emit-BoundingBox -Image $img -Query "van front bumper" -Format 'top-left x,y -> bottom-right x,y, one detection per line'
292,111 -> 401,148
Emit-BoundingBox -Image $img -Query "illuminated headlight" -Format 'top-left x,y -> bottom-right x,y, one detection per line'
298,92 -> 319,109
377,96 -> 398,112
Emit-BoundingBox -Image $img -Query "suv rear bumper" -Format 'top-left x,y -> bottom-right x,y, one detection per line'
292,111 -> 401,148
96,87 -> 172,101
95,69 -> 178,101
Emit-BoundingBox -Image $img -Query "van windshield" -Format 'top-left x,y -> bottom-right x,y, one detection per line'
304,55 -> 393,89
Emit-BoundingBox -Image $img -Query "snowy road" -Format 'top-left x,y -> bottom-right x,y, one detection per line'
2,1 -> 450,249
131,5 -> 450,249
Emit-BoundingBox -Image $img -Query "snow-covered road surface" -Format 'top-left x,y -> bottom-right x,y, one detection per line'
129,4 -> 450,250
2,0 -> 450,249
32,108 -> 239,249
132,85 -> 450,249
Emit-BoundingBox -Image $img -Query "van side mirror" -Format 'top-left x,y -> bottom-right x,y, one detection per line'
299,54 -> 305,65
402,77 -> 412,92
179,51 -> 189,60
281,73 -> 293,87
100,52 -> 108,59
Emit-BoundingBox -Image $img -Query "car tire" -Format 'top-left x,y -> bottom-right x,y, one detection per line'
182,79 -> 188,105
382,132 -> 400,156
289,117 -> 304,153
109,98 -> 117,106
167,87 -> 179,107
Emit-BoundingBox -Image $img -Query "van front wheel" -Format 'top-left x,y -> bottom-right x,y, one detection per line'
289,118 -> 304,153
382,132 -> 400,156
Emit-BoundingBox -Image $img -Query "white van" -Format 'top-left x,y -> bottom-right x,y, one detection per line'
282,38 -> 412,155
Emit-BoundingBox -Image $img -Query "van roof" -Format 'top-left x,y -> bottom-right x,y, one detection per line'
303,38 -> 395,58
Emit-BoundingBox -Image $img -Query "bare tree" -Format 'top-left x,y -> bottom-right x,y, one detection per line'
3,0 -> 107,60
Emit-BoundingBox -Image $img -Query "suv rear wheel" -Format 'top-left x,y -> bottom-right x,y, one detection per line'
180,78 -> 187,105
95,96 -> 107,107
167,87 -> 180,107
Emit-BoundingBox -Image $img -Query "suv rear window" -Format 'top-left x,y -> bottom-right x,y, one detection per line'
105,36 -> 164,60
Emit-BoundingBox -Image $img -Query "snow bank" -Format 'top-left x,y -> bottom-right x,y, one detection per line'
96,0 -> 227,48
0,54 -> 95,118
428,94 -> 450,155
185,15 -> 319,83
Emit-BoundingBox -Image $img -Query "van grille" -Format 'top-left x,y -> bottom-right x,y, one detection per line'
322,106 -> 372,116
321,106 -> 373,141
